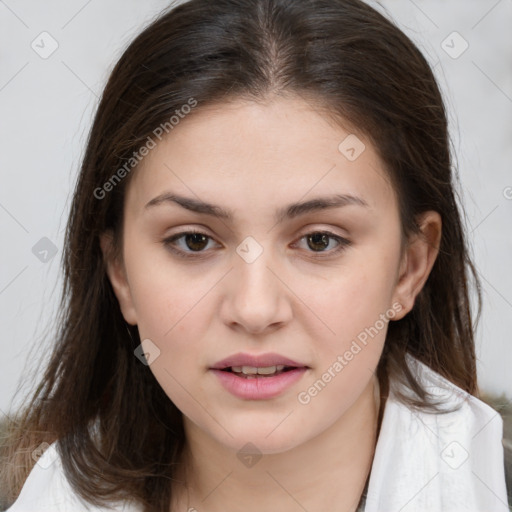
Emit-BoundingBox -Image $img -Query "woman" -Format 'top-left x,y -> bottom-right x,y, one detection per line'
1,0 -> 509,511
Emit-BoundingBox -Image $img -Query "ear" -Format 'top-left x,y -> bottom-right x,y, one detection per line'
391,211 -> 442,320
99,230 -> 138,325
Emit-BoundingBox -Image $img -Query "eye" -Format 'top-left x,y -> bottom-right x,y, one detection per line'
293,230 -> 351,257
162,229 -> 219,259
161,229 -> 351,260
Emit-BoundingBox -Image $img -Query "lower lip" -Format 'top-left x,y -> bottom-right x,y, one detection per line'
210,368 -> 308,400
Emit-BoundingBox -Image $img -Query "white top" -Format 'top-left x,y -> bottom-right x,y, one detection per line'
6,354 -> 510,512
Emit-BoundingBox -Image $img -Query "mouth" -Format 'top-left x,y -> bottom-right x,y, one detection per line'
211,365 -> 309,400
211,352 -> 308,372
219,365 -> 299,378
210,352 -> 309,399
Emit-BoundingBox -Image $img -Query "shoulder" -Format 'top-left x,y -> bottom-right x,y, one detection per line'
5,442 -> 142,512
401,353 -> 504,420
376,354 -> 506,453
364,354 -> 510,512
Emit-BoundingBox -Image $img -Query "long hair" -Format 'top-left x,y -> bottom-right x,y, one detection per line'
0,0 -> 481,510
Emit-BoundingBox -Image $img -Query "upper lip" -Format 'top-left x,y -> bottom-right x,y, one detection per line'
211,352 -> 309,370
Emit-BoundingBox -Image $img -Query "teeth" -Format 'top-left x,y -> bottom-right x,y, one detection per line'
254,366 -> 276,375
231,364 -> 287,376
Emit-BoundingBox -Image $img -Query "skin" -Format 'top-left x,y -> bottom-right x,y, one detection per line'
100,94 -> 441,512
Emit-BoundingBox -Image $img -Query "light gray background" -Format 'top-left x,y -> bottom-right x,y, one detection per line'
1,0 -> 511,417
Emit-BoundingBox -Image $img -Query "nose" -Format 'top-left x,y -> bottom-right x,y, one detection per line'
220,243 -> 293,335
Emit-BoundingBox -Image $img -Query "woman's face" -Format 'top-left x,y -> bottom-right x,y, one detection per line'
101,95 -> 438,454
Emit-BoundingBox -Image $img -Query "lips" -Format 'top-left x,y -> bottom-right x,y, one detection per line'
211,352 -> 308,370
210,352 -> 310,399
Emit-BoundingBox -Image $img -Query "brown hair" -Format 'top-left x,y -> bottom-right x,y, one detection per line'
0,0 -> 481,510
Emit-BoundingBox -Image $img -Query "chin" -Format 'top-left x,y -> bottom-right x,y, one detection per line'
210,419 -> 309,456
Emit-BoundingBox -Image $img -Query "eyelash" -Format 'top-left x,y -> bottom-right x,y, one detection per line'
161,229 -> 351,260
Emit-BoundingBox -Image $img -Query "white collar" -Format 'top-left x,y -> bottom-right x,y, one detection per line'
364,353 -> 510,511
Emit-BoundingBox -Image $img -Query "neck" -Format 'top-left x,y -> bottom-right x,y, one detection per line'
171,376 -> 383,512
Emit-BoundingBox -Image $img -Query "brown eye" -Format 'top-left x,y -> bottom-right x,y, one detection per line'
162,229 -> 351,260
162,230 -> 218,259
306,232 -> 331,252
295,230 -> 351,257
182,233 -> 209,251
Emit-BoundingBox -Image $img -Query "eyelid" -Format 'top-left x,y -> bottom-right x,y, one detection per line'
162,228 -> 220,259
161,226 -> 352,259
291,229 -> 351,255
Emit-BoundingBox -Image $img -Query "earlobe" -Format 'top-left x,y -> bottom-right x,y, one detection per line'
391,211 -> 442,320
99,231 -> 138,325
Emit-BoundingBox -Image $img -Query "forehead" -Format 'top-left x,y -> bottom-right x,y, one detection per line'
124,95 -> 396,222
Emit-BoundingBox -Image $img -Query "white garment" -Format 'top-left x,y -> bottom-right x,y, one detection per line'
364,354 -> 510,512
5,354 -> 510,512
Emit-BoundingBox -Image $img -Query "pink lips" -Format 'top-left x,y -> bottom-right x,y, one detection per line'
211,352 -> 307,370
210,352 -> 309,400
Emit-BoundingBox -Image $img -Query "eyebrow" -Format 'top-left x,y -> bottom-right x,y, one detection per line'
144,192 -> 370,223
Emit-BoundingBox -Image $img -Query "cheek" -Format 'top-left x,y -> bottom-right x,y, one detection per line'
126,246 -> 208,337
299,262 -> 394,349
134,297 -> 208,422
125,262 -> 213,405
294,271 -> 391,425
